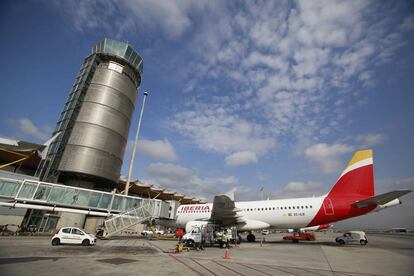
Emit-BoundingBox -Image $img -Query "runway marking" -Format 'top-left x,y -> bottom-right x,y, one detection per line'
169,254 -> 204,276
236,262 -> 274,276
190,258 -> 218,276
263,264 -> 300,276
212,260 -> 245,276
296,267 -> 329,276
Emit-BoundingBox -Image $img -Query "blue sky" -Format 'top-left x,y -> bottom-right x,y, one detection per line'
1,1 -> 413,228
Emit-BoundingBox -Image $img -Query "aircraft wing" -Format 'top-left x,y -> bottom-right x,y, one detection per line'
352,190 -> 412,208
210,191 -> 244,226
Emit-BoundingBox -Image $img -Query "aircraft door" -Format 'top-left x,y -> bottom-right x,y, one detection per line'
323,197 -> 334,215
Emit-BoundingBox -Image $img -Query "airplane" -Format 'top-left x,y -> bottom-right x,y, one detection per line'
175,150 -> 411,242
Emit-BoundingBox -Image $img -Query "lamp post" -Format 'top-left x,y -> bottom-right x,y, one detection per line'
125,91 -> 149,196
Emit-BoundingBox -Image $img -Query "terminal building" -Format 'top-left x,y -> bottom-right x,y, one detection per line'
0,39 -> 203,235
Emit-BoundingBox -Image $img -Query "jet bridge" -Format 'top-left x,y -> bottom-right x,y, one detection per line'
0,177 -> 171,237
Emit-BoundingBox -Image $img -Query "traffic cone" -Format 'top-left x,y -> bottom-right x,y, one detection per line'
223,248 -> 231,259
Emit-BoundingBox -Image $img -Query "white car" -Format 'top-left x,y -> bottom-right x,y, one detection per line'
51,227 -> 96,246
141,229 -> 164,236
335,231 -> 368,245
261,229 -> 271,235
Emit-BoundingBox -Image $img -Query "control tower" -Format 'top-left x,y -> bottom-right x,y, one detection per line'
37,38 -> 143,191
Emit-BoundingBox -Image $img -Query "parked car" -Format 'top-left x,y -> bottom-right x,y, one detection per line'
335,231 -> 368,245
141,229 -> 164,236
51,227 -> 96,246
261,229 -> 271,235
283,232 -> 316,242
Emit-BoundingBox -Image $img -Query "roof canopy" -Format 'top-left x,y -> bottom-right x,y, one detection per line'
118,178 -> 205,204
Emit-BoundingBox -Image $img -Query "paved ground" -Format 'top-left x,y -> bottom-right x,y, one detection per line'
0,232 -> 413,275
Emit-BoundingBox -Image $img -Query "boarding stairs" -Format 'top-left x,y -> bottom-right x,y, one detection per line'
103,199 -> 156,238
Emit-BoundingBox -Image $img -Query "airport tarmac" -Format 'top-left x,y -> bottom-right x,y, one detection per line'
0,232 -> 413,276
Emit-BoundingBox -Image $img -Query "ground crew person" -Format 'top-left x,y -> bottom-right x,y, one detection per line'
221,230 -> 229,248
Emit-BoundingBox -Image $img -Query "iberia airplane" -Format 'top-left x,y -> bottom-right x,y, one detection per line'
175,150 -> 411,242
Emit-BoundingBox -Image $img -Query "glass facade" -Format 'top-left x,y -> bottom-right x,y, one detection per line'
0,178 -> 156,213
92,38 -> 143,77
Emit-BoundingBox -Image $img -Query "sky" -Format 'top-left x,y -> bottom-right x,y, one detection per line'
0,0 -> 413,228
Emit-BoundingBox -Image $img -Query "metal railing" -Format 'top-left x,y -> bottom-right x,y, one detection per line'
103,199 -> 156,237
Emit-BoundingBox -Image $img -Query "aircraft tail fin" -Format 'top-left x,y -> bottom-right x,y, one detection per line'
328,150 -> 374,198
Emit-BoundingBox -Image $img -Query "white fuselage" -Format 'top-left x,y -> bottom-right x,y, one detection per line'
176,196 -> 325,231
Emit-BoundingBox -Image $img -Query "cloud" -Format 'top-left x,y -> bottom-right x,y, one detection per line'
138,139 -> 177,162
272,180 -> 325,199
380,177 -> 414,186
353,133 -> 385,147
145,162 -> 240,199
8,118 -> 51,142
170,102 -> 276,163
170,0 -> 412,157
55,0 -> 210,39
283,181 -> 322,193
225,151 -> 258,167
305,143 -> 354,174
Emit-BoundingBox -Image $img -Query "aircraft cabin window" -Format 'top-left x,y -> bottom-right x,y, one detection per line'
301,206 -> 304,209
273,207 -> 275,210
265,208 -> 267,210
288,207 -> 291,209
297,206 -> 300,209
305,206 -> 308,208
293,206 -> 295,209
310,205 -> 312,208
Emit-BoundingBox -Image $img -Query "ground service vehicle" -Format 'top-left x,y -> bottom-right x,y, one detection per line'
283,232 -> 316,242
51,227 -> 96,246
336,231 -> 368,245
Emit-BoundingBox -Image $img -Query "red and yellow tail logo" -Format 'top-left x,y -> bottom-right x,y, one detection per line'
329,150 -> 374,198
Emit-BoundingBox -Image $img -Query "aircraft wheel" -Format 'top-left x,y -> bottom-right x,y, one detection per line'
236,234 -> 242,244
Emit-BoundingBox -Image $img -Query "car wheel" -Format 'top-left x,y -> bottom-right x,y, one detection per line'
338,240 -> 345,245
306,237 -> 311,241
186,239 -> 194,247
82,239 -> 90,246
292,239 -> 299,243
51,238 -> 60,246
360,240 -> 367,245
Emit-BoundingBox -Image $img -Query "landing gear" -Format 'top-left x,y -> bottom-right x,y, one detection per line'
247,231 -> 256,242
236,234 -> 242,244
